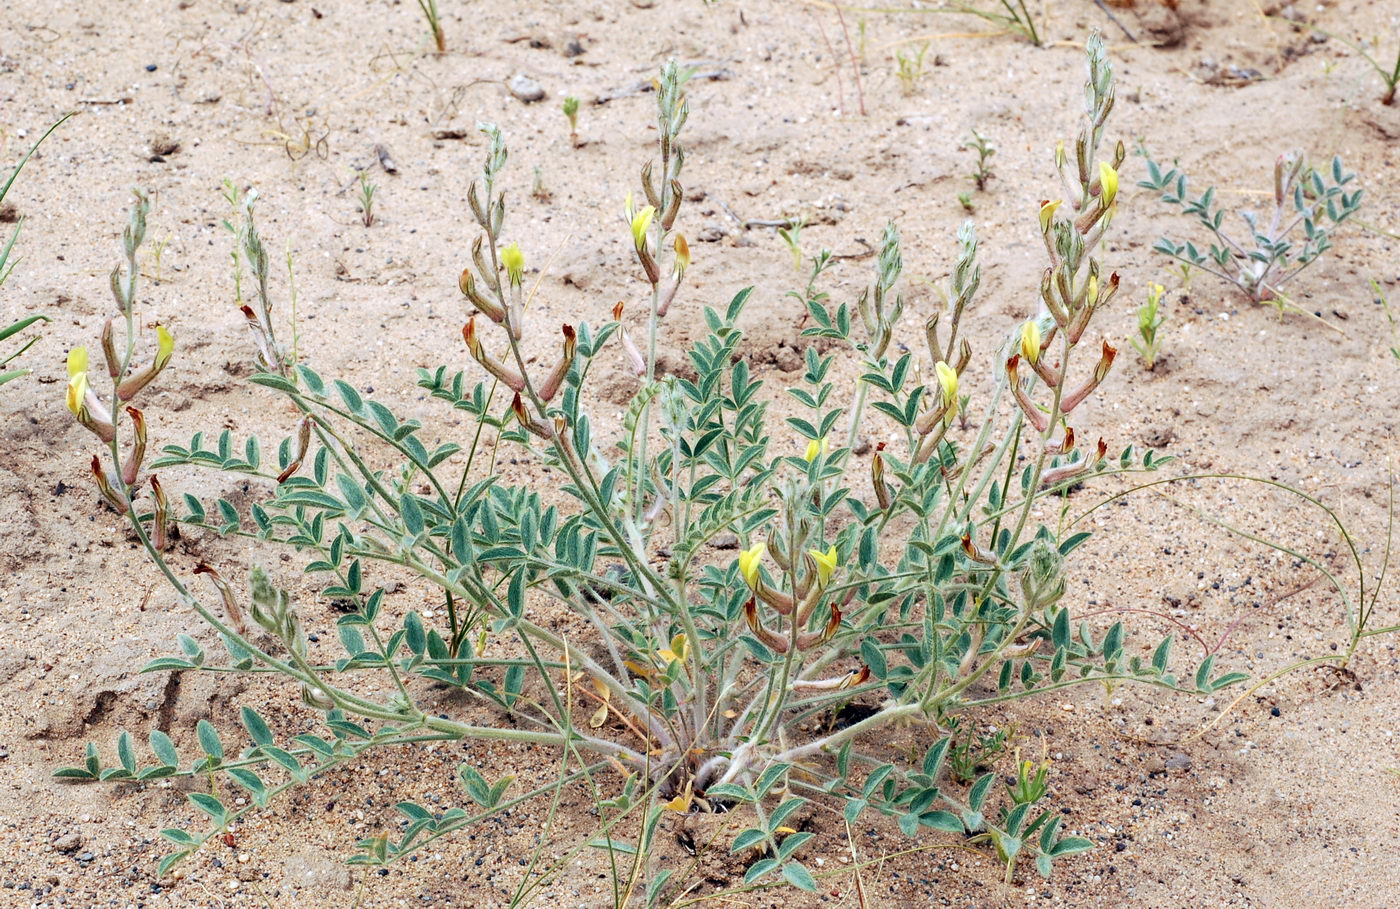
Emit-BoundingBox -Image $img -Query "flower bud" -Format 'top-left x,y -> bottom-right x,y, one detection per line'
796,604 -> 842,650
620,325 -> 645,376
961,532 -> 997,565
90,455 -> 128,514
537,325 -> 577,402
150,474 -> 171,550
195,563 -> 242,631
463,319 -> 525,391
661,180 -> 682,231
1094,339 -> 1118,384
100,318 -> 120,378
277,416 -> 313,483
467,182 -> 487,228
1098,161 -> 1118,208
1020,320 -> 1043,364
1007,355 -> 1049,433
743,598 -> 788,654
872,445 -> 891,510
500,243 -> 525,287
116,325 -> 174,401
122,407 -> 147,486
673,234 -> 690,279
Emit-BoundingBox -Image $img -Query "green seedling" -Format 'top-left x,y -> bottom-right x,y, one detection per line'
1132,282 -> 1167,370
562,95 -> 580,146
895,43 -> 930,95
356,172 -> 377,227
777,216 -> 806,272
964,128 -> 996,191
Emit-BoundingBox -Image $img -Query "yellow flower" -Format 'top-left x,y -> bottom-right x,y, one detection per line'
630,205 -> 656,250
808,545 -> 838,588
67,346 -> 89,379
65,347 -> 90,417
1038,199 -> 1061,233
1020,320 -> 1042,364
154,324 -> 174,370
657,633 -> 688,665
1088,273 -> 1098,305
662,781 -> 694,813
1147,283 -> 1164,307
65,370 -> 88,417
803,436 -> 829,462
935,361 -> 958,408
673,234 -> 690,278
500,243 -> 525,286
738,542 -> 765,589
1099,162 -> 1118,208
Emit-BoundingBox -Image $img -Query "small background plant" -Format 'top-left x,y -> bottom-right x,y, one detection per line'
1281,21 -> 1399,105
416,0 -> 446,53
894,42 -> 930,95
963,128 -> 996,191
1137,150 -> 1362,312
1131,282 -> 1166,370
356,172 -> 377,227
563,95 -> 581,146
0,115 -> 68,389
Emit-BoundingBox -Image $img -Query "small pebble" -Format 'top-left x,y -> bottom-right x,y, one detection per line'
508,73 -> 546,103
145,64 -> 157,72
52,833 -> 83,854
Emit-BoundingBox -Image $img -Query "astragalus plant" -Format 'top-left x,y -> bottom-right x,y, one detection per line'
59,41 -> 1245,898
1138,149 -> 1362,310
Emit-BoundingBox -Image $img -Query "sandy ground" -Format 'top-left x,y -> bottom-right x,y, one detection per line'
1,0 -> 1399,906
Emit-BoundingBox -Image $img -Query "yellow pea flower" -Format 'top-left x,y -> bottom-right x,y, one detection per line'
673,234 -> 690,278
630,205 -> 656,250
1020,320 -> 1042,364
662,781 -> 694,813
935,361 -> 958,408
803,436 -> 829,462
154,324 -> 174,370
738,542 -> 765,589
1038,199 -> 1062,233
67,346 -> 89,379
500,243 -> 525,286
658,633 -> 688,665
1099,162 -> 1118,208
65,370 -> 88,418
65,347 -> 89,417
808,545 -> 838,588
